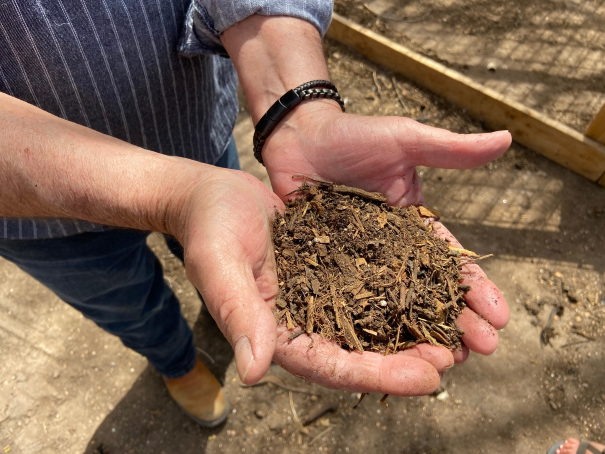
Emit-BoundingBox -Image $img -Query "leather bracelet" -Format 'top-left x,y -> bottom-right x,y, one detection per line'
253,80 -> 345,165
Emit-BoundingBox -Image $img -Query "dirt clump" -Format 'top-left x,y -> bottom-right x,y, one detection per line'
272,177 -> 480,355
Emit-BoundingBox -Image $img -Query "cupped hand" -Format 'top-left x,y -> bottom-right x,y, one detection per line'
178,168 -> 461,396
261,102 -> 511,369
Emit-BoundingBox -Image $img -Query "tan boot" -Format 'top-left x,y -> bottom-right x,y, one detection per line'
164,358 -> 229,427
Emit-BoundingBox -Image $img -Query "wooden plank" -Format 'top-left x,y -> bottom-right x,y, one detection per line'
327,14 -> 605,186
585,102 -> 605,145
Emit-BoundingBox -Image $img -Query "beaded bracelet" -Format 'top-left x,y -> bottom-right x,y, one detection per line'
253,80 -> 345,165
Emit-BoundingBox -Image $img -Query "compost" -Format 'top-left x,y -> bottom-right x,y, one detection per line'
273,177 -> 481,356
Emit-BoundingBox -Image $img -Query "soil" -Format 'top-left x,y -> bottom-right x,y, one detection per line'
334,0 -> 605,133
273,180 -> 468,354
1,7 -> 605,454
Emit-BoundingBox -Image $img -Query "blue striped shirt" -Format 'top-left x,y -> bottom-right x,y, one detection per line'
0,0 -> 332,239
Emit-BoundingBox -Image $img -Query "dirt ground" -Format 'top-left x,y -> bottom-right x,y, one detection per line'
1,6 -> 605,454
335,0 -> 605,133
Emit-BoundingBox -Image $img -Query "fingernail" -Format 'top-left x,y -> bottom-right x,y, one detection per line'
234,336 -> 254,383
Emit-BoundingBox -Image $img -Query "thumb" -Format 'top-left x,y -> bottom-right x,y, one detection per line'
396,119 -> 512,169
200,259 -> 278,385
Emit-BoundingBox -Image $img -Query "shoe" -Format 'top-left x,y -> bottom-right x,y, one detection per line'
164,358 -> 229,428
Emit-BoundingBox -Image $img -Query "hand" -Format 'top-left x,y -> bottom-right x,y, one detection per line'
260,102 -> 511,377
175,169 -> 283,385
179,169 -> 458,395
220,13 -> 509,395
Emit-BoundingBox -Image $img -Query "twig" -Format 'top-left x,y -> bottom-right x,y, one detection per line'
560,340 -> 592,348
301,202 -> 310,217
242,374 -> 317,394
418,317 -> 453,330
163,275 -> 182,290
196,347 -> 216,365
289,391 -> 302,425
353,392 -> 367,409
288,330 -> 306,341
310,426 -> 334,445
291,175 -> 387,202
570,327 -> 595,341
350,208 -> 366,233
284,187 -> 303,197
372,71 -> 382,97
392,78 -> 410,114
302,401 -> 337,426
379,394 -> 389,407
540,306 -> 558,347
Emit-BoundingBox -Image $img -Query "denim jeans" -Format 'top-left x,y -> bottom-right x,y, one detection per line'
0,138 -> 240,379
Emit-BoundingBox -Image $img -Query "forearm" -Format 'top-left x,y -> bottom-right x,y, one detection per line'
221,15 -> 339,124
0,93 -> 213,237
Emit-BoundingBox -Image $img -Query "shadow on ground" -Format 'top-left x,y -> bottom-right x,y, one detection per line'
84,311 -> 233,454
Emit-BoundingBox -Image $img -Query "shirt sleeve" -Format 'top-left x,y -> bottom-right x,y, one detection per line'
178,0 -> 333,57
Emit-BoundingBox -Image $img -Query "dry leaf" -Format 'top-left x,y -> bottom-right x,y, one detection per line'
377,211 -> 388,228
418,206 -> 441,219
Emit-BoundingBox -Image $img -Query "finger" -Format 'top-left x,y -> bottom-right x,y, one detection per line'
452,345 -> 470,364
273,327 -> 441,396
456,307 -> 499,355
398,343 -> 454,372
432,222 -> 510,329
200,261 -> 278,385
394,119 -> 511,169
187,229 -> 279,386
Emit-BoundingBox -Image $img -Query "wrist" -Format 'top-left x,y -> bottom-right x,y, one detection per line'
221,15 -> 331,124
156,160 -> 231,242
260,98 -> 344,168
169,167 -> 285,254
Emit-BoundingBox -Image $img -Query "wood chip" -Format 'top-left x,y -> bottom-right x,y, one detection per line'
447,245 -> 479,258
273,180 -> 468,355
286,311 -> 296,330
354,291 -> 375,300
355,258 -> 368,267
306,296 -> 315,334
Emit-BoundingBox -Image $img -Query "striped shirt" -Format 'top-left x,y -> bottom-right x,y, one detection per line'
0,0 -> 332,239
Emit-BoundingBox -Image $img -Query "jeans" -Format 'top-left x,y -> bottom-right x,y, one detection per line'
0,138 -> 240,379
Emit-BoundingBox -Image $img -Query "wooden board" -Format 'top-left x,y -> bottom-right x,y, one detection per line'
327,13 -> 605,186
586,103 -> 605,145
